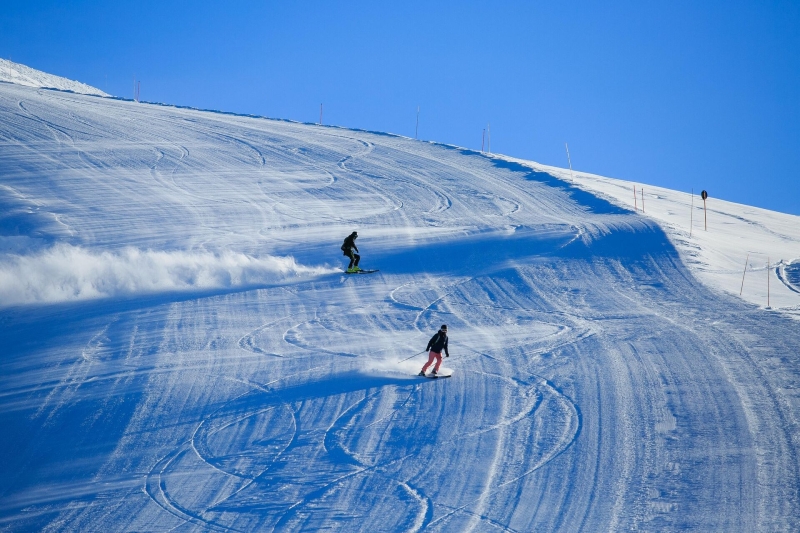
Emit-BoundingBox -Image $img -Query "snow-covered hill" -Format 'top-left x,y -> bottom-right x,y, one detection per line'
0,58 -> 108,96
1,79 -> 799,532
516,159 -> 800,317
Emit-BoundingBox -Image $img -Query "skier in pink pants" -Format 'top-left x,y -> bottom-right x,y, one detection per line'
419,325 -> 449,377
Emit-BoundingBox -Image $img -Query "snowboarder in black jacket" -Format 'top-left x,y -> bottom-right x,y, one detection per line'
341,231 -> 361,273
419,325 -> 449,377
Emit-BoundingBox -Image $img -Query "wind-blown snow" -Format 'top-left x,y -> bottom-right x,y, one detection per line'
0,58 -> 108,97
1,75 -> 799,532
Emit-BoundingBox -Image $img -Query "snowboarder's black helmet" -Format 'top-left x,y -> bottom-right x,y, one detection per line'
351,231 -> 358,237
440,324 -> 447,331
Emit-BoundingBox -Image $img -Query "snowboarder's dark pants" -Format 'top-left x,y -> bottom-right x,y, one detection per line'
346,250 -> 360,269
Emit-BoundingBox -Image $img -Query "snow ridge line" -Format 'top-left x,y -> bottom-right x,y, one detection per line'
777,260 -> 800,295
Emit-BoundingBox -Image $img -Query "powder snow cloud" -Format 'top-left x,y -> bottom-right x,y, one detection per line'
0,244 -> 337,307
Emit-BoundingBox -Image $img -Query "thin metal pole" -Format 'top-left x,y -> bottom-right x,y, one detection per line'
481,129 -> 485,152
319,104 -> 323,125
740,254 -> 749,296
641,188 -> 645,213
398,350 -> 427,363
415,106 -> 419,139
690,189 -> 693,237
634,185 -> 637,211
565,143 -> 575,181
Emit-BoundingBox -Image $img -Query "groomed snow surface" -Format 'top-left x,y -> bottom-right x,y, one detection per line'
1,82 -> 799,532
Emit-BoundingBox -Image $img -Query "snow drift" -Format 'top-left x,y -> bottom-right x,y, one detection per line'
0,58 -> 108,96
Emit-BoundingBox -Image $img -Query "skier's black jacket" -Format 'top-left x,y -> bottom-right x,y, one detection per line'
341,235 -> 359,256
426,331 -> 449,356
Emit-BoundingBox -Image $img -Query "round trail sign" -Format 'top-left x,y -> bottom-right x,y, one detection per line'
701,190 -> 708,200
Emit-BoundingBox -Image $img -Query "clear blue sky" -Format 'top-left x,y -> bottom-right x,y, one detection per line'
3,0 -> 799,215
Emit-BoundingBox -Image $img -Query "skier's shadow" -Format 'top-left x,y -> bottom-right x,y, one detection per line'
271,371 -> 418,404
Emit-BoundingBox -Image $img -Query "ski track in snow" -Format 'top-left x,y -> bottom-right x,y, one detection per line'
1,83 -> 800,532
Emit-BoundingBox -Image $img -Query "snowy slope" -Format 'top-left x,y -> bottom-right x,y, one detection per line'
1,82 -> 800,532
510,158 -> 800,317
0,58 -> 108,97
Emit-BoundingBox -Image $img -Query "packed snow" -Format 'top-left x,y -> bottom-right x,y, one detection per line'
0,58 -> 108,97
1,77 -> 799,532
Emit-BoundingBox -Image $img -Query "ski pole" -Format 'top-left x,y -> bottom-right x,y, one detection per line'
398,350 -> 427,363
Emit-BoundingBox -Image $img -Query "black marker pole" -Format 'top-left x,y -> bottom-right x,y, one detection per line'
701,190 -> 708,231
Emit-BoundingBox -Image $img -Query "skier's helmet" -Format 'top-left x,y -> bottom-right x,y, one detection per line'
440,324 -> 447,331
351,231 -> 358,238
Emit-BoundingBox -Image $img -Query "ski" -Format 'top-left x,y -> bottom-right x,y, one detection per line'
416,374 -> 452,379
345,269 -> 379,274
